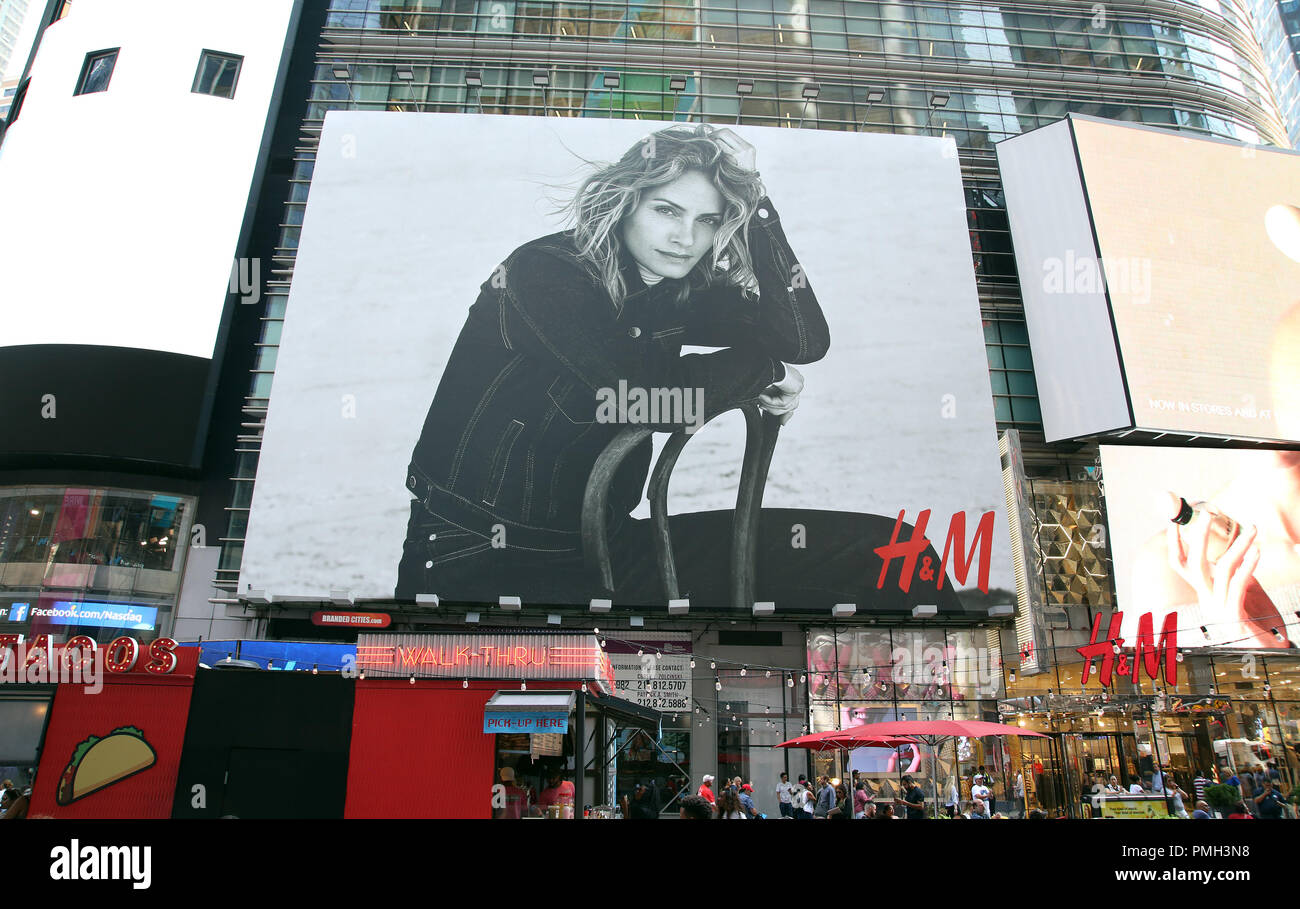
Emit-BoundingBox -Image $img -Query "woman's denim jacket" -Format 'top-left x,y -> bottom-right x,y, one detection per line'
405,196 -> 830,554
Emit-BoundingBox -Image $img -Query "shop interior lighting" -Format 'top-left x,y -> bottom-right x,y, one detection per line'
669,75 -> 687,91
668,599 -> 690,615
753,601 -> 775,616
929,91 -> 950,107
415,594 -> 439,607
589,599 -> 611,613
911,604 -> 937,618
832,603 -> 856,618
1008,669 -> 1016,683
464,71 -> 483,88
332,63 -> 351,80
499,596 -> 521,611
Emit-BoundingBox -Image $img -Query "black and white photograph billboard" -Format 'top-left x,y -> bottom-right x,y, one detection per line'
240,113 -> 1011,614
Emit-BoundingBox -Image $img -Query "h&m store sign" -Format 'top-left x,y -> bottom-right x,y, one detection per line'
1077,611 -> 1178,688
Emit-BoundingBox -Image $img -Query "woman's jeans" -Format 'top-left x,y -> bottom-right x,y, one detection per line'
396,503 -> 969,613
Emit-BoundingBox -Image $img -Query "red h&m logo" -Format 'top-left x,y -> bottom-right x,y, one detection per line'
873,510 -> 996,594
1077,611 -> 1178,687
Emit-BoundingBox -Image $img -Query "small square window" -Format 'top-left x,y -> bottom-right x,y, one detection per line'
75,49 -> 118,95
192,50 -> 243,99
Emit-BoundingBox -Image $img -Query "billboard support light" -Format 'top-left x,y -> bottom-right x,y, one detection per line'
752,602 -> 775,616
668,599 -> 689,615
415,594 -> 440,607
589,599 -> 611,613
911,604 -> 938,618
465,612 -> 480,623
499,596 -> 521,611
831,603 -> 855,618
630,616 -> 645,627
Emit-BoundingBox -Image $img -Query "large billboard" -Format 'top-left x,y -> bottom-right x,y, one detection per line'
1100,444 -> 1300,649
998,116 -> 1300,444
240,113 -> 1011,614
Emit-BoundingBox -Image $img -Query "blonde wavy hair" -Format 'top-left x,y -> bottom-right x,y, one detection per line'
561,124 -> 766,312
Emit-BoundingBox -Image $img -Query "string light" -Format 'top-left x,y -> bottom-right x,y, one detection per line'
800,674 -> 806,684
521,681 -> 527,690
312,664 -> 318,675
787,675 -> 794,688
690,658 -> 696,669
655,651 -> 662,660
463,679 -> 469,688
710,661 -> 716,670
740,666 -> 747,677
715,679 -> 722,691
765,670 -> 771,678
409,675 -> 416,685
593,627 -> 599,636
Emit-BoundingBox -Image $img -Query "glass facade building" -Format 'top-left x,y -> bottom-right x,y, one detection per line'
1248,0 -> 1300,144
216,0 -> 1288,595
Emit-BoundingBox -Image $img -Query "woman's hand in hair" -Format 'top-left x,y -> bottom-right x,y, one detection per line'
712,128 -> 757,174
758,364 -> 803,425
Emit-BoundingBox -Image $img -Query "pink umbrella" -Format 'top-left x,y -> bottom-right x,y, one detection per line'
775,729 -> 919,752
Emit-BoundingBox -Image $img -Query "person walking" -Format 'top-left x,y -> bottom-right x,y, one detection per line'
853,781 -> 870,819
895,774 -> 928,819
697,774 -> 717,810
1192,770 -> 1214,803
738,783 -> 758,819
1254,780 -> 1287,819
718,788 -> 748,820
776,772 -> 796,818
796,779 -> 816,819
814,775 -> 837,818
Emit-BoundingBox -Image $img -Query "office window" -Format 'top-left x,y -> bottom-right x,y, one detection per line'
74,49 -> 118,95
193,50 -> 243,98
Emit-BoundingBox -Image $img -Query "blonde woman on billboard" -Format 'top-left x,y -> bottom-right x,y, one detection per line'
394,124 -> 957,614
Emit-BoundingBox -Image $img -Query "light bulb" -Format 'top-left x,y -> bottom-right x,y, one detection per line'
715,680 -> 722,691
593,627 -> 599,635
638,648 -> 643,656
787,676 -> 794,688
655,652 -> 662,660
690,658 -> 696,669
463,679 -> 468,688
800,674 -> 806,684
710,660 -> 716,670
740,666 -> 747,676
765,670 -> 771,678
521,682 -> 527,690
409,676 -> 416,685
312,664 -> 318,675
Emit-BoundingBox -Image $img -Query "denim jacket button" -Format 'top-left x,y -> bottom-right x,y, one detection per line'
428,533 -> 437,541
628,326 -> 642,338
758,207 -> 770,218
424,560 -> 434,569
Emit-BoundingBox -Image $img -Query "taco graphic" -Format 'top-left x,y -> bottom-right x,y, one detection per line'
55,726 -> 156,806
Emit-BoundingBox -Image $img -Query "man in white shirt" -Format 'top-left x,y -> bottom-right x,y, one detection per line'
971,777 -> 991,810
776,772 -> 796,818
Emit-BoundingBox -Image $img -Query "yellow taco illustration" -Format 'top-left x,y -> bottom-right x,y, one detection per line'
55,726 -> 156,806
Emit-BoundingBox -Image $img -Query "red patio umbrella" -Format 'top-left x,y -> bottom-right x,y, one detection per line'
775,729 -> 919,752
838,719 -> 1048,817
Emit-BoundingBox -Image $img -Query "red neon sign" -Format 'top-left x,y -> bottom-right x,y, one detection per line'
0,635 -> 182,677
1077,612 -> 1178,687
